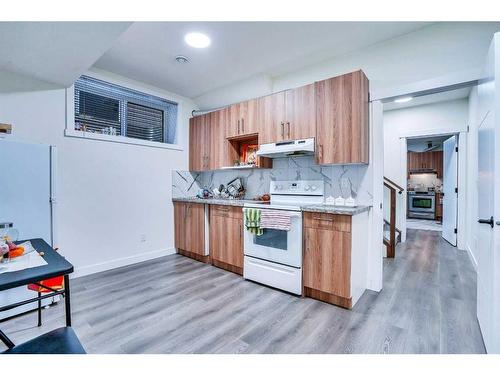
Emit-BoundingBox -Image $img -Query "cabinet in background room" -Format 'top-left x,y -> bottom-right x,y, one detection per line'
174,202 -> 208,262
209,205 -> 244,274
315,70 -> 369,165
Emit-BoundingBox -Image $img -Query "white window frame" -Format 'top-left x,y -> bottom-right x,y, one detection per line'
65,73 -> 183,151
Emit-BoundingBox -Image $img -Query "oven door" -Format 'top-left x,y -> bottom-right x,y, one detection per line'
243,209 -> 302,268
409,195 -> 435,212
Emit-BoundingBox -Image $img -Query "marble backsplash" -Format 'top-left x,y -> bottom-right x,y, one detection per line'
172,156 -> 372,205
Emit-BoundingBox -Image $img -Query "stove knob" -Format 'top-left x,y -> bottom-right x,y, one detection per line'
310,185 -> 318,191
304,185 -> 311,191
275,185 -> 282,191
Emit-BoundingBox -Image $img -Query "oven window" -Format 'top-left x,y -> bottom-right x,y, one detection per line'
253,229 -> 288,251
413,198 -> 432,208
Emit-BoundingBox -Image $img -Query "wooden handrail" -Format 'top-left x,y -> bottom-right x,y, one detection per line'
383,219 -> 401,235
383,177 -> 404,193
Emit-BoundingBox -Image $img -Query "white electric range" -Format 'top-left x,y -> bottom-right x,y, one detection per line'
243,180 -> 324,294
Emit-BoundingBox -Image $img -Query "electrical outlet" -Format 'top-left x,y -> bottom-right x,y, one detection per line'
140,234 -> 146,243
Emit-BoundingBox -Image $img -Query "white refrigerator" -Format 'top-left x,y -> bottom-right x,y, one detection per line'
0,139 -> 57,320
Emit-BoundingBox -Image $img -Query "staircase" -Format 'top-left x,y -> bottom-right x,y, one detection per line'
383,177 -> 404,258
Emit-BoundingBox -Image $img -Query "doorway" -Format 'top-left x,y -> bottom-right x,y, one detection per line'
405,134 -> 459,246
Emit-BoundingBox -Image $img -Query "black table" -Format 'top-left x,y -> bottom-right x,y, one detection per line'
0,238 -> 74,350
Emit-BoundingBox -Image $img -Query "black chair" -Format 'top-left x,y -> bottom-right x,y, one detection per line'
2,327 -> 86,354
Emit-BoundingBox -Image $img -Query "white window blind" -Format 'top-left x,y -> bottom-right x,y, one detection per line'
74,75 -> 178,144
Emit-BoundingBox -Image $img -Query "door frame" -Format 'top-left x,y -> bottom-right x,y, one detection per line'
398,130 -> 466,248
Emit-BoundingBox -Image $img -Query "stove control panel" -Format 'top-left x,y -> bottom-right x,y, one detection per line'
270,180 -> 324,196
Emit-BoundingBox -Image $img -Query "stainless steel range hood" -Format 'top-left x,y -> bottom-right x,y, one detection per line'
256,138 -> 315,158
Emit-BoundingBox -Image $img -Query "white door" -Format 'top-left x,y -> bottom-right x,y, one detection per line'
442,135 -> 458,245
476,33 -> 500,353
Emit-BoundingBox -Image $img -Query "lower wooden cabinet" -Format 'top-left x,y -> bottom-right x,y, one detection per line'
173,202 -> 208,262
209,205 -> 244,275
302,211 -> 368,309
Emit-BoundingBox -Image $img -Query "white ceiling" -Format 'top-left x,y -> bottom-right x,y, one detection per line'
94,22 -> 433,98
0,22 -> 131,90
383,87 -> 472,111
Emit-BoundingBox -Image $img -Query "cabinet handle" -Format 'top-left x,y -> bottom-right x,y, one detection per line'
281,122 -> 284,138
286,122 -> 290,138
239,224 -> 242,241
241,118 -> 244,133
237,119 -> 240,134
312,215 -> 333,222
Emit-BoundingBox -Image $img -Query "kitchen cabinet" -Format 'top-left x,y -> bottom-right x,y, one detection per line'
258,85 -> 316,144
435,192 -> 443,222
258,91 -> 286,144
315,70 -> 369,165
302,211 -> 368,309
189,115 -> 210,171
285,83 -> 316,140
407,151 -> 443,178
174,202 -> 208,262
209,108 -> 232,170
227,99 -> 259,138
209,205 -> 244,275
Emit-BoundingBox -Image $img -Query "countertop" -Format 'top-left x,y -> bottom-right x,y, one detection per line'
172,197 -> 370,215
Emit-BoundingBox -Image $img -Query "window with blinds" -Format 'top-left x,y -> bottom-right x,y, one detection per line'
74,75 -> 178,144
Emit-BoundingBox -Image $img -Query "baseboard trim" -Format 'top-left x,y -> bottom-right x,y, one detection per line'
466,244 -> 478,272
72,247 -> 176,278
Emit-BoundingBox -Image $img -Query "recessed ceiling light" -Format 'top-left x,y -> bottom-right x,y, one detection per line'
394,96 -> 413,103
175,55 -> 189,63
184,32 -> 211,48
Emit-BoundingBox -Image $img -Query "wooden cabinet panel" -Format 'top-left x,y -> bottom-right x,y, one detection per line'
285,83 -> 316,141
315,70 -> 369,165
227,99 -> 259,138
189,115 -> 210,171
303,226 -> 351,299
174,202 -> 206,258
303,212 -> 351,232
209,108 -> 232,169
258,91 -> 286,144
209,205 -> 243,274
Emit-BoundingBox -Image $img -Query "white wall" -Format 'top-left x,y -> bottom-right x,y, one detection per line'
0,69 -> 197,277
194,23 -> 500,109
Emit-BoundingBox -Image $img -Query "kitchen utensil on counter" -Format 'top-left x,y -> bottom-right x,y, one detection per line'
197,188 -> 213,199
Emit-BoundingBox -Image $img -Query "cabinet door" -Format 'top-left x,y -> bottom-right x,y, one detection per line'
258,91 -> 286,144
303,227 -> 351,298
209,108 -> 231,169
174,202 -> 186,250
189,115 -> 209,171
285,83 -> 316,140
315,70 -> 369,164
227,99 -> 258,137
210,207 -> 243,271
184,203 -> 205,255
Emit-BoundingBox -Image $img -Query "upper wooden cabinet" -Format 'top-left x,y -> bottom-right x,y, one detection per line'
258,85 -> 316,144
209,108 -> 232,170
285,83 -> 316,141
315,70 -> 369,165
189,70 -> 370,171
189,115 -> 210,171
258,91 -> 286,144
227,99 -> 259,138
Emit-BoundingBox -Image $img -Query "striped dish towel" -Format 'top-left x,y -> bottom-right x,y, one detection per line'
260,209 -> 300,231
244,208 -> 263,236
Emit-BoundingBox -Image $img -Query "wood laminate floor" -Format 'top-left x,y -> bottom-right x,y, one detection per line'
1,229 -> 486,354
